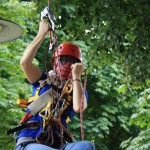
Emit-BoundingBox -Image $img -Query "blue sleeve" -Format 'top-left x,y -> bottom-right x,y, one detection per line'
31,72 -> 47,86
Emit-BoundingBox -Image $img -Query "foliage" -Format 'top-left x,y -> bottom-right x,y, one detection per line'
130,88 -> 150,129
0,0 -> 150,150
56,0 -> 150,83
120,88 -> 150,150
120,129 -> 150,150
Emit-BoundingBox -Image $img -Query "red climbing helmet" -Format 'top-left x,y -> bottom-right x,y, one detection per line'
53,42 -> 82,62
52,42 -> 82,80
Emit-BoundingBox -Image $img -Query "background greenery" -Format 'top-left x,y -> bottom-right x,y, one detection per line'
0,0 -> 150,149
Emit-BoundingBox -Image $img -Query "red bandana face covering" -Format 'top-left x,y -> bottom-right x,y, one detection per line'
54,56 -> 80,80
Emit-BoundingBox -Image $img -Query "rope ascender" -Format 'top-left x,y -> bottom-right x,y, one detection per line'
41,0 -> 57,51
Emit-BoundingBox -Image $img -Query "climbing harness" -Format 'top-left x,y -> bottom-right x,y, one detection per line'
7,76 -> 75,146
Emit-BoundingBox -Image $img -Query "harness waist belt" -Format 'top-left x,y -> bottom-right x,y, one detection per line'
7,121 -> 41,135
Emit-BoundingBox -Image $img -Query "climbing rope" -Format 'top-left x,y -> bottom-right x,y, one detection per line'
80,70 -> 87,141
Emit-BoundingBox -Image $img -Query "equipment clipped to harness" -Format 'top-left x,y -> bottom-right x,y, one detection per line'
17,99 -> 28,108
7,76 -> 75,145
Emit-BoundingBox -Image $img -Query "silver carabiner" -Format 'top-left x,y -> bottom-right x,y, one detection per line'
41,6 -> 55,31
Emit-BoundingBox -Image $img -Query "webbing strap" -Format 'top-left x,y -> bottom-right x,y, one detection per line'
7,121 -> 41,135
17,87 -> 42,108
20,113 -> 32,124
28,85 -> 43,103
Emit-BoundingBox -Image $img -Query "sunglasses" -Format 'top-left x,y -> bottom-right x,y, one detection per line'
59,56 -> 80,64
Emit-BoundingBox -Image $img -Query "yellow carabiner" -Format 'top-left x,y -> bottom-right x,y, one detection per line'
39,100 -> 53,129
61,80 -> 73,98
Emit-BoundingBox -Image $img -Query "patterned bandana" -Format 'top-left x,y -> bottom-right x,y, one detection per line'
55,56 -> 80,80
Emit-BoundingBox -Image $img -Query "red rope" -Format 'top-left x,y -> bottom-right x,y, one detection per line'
48,0 -> 50,7
80,71 -> 87,141
20,112 -> 32,124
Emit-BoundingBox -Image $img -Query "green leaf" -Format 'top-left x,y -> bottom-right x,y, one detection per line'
117,84 -> 127,93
